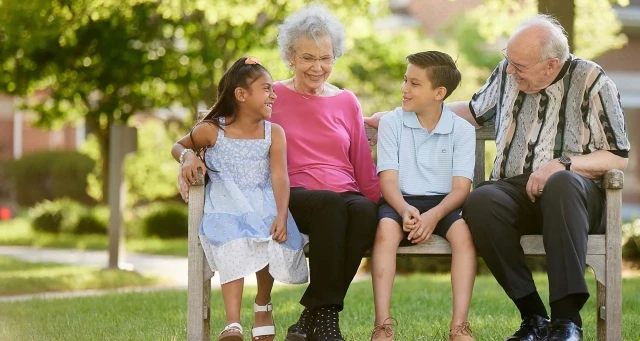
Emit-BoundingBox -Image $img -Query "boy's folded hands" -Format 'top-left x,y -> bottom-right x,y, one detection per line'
401,205 -> 421,232
407,210 -> 439,244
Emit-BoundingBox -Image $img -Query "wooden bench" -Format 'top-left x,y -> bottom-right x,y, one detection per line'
186,125 -> 624,341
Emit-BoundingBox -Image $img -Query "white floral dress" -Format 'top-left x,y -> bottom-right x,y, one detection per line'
199,118 -> 308,284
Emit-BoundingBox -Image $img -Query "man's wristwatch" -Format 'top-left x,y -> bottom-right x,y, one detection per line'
558,155 -> 572,171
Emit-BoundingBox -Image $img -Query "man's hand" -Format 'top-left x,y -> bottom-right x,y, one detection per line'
270,216 -> 288,243
178,172 -> 190,203
407,209 -> 439,244
363,111 -> 388,145
401,205 -> 421,232
526,159 -> 565,202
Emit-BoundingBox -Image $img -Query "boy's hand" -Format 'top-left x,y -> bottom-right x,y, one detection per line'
401,205 -> 421,232
408,210 -> 439,244
270,216 -> 288,243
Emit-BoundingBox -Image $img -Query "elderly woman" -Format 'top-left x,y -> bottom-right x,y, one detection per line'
273,6 -> 380,341
178,5 -> 379,341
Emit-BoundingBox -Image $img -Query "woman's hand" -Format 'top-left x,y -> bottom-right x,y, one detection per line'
181,153 -> 206,184
363,111 -> 388,145
270,216 -> 288,243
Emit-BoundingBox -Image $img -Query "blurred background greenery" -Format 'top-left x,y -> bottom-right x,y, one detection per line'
0,0 -> 638,269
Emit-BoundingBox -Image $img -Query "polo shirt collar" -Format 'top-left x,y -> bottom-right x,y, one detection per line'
402,104 -> 454,134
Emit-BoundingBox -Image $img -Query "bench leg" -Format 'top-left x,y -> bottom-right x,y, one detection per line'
587,255 -> 607,341
187,244 -> 212,341
604,255 -> 622,341
596,281 -> 606,341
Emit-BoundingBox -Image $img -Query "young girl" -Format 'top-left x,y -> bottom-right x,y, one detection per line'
172,57 -> 308,341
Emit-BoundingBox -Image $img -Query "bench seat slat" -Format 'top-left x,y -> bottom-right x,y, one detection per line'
394,235 -> 605,256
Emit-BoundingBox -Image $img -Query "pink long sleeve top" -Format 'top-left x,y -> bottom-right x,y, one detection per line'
269,82 -> 381,203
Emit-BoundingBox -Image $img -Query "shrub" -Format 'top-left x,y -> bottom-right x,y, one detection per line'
4,151 -> 95,207
32,210 -> 64,234
74,206 -> 109,235
30,199 -> 84,234
142,202 -> 188,239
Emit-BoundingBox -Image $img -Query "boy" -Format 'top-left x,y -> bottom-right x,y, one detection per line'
369,51 -> 476,341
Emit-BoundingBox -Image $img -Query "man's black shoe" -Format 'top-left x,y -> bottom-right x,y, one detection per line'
505,314 -> 550,341
546,319 -> 583,341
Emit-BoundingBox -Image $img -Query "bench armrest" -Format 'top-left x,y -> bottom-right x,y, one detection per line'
603,169 -> 624,189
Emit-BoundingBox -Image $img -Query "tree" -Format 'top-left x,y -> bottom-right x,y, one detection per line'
0,0 -> 183,201
0,0 -> 389,202
451,0 -> 628,77
538,0 -> 575,51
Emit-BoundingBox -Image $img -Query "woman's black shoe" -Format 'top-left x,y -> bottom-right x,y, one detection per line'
312,305 -> 344,341
285,308 -> 315,341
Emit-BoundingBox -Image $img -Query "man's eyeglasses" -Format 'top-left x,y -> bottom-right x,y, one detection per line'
294,50 -> 335,66
502,48 -> 548,74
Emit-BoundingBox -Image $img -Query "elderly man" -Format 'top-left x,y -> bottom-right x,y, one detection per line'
365,14 -> 629,341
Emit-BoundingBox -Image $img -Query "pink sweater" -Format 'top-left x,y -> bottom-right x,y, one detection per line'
270,82 -> 380,202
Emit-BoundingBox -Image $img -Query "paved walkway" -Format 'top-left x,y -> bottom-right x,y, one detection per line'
0,246 -> 274,288
0,246 -> 370,302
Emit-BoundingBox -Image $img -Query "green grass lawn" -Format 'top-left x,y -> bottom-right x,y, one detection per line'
1,273 -> 639,341
0,256 -> 165,296
0,218 -> 187,256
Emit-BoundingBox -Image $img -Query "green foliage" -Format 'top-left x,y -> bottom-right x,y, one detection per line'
124,118 -> 182,204
29,198 -> 84,234
74,206 -> 108,235
452,0 -> 627,74
623,219 -> 640,260
142,202 -> 188,239
4,151 -> 95,207
81,118 -> 181,204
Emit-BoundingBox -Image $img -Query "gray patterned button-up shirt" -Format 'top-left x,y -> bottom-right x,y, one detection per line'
470,55 -> 630,180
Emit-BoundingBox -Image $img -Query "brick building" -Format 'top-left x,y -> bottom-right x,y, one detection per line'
0,94 -> 83,162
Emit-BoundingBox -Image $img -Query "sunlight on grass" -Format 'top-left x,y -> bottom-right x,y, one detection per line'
1,273 -> 639,340
0,256 -> 164,296
0,218 -> 187,256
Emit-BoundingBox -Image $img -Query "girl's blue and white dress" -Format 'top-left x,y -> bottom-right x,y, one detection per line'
199,118 -> 308,284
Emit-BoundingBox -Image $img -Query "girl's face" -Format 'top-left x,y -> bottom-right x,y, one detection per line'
288,35 -> 335,92
239,72 -> 277,120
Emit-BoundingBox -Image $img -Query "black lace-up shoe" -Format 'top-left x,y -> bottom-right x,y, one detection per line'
505,314 -> 550,341
546,319 -> 582,341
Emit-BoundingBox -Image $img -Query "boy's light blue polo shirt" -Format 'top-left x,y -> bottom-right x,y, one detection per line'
377,105 -> 476,196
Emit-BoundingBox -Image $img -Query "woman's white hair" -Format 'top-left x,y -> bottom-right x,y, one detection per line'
277,4 -> 347,66
515,14 -> 570,62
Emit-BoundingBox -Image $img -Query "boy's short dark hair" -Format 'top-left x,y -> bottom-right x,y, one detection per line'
406,51 -> 461,100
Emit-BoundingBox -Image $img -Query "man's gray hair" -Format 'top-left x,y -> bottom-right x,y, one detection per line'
277,5 -> 347,66
516,14 -> 570,62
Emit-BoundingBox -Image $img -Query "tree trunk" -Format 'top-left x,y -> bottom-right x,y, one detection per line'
538,0 -> 575,52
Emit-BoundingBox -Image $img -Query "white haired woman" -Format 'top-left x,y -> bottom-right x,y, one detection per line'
272,5 -> 380,341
